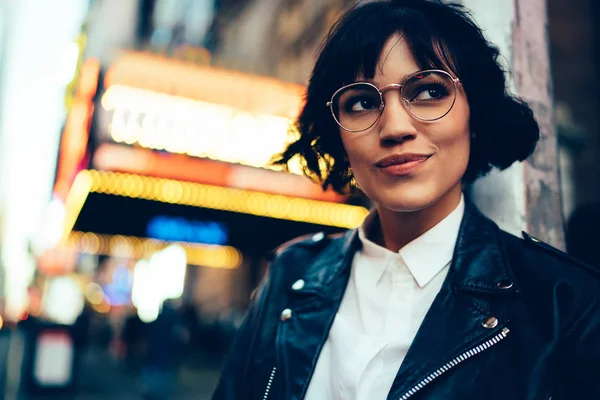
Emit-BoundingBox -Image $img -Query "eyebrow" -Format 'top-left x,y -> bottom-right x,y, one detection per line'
359,69 -> 423,88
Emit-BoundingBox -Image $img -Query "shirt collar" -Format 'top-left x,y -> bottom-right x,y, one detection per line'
357,194 -> 465,288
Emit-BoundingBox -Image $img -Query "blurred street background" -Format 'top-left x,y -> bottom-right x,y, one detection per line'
0,0 -> 598,398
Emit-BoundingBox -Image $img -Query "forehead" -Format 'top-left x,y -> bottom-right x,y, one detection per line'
371,34 -> 421,82
353,33 -> 432,84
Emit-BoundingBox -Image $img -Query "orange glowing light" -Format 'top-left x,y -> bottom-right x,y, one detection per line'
92,144 -> 346,203
54,58 -> 100,201
92,302 -> 110,314
37,248 -> 78,276
104,52 -> 305,119
78,59 -> 100,99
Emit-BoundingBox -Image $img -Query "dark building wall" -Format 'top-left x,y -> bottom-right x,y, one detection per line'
549,0 -> 600,264
549,0 -> 600,209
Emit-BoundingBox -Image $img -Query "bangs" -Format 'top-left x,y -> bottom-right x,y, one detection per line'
318,2 -> 458,92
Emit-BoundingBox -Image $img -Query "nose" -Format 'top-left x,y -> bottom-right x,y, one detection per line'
378,92 -> 418,143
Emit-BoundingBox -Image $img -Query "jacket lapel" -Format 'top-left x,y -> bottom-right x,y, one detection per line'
386,202 -> 520,399
276,230 -> 359,400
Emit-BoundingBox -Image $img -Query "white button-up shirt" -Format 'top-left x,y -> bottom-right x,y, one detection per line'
305,196 -> 465,400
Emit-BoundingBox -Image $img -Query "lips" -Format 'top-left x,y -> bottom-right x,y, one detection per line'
374,153 -> 432,177
375,153 -> 432,168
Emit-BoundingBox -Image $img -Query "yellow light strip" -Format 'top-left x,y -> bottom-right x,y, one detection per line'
67,231 -> 242,269
62,171 -> 93,242
83,170 -> 368,229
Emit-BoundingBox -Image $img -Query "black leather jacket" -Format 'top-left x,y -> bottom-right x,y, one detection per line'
212,203 -> 600,399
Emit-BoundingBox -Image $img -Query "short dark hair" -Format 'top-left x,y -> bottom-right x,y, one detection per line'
273,0 -> 539,194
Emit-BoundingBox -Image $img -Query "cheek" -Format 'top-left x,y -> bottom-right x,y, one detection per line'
436,137 -> 470,181
339,132 -> 374,167
435,102 -> 471,157
445,131 -> 471,178
436,126 -> 470,153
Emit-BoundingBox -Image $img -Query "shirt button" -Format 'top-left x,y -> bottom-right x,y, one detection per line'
482,317 -> 499,329
280,309 -> 293,321
292,279 -> 305,290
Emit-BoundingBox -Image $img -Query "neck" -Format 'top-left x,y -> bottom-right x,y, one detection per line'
371,186 -> 463,252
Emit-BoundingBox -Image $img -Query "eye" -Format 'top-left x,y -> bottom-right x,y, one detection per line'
334,84 -> 381,116
415,87 -> 444,100
347,96 -> 379,112
409,82 -> 450,102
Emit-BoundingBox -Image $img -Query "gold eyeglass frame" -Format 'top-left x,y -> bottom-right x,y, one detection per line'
325,69 -> 461,132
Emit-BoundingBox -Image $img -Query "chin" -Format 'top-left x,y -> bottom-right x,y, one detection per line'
363,179 -> 454,213
378,196 -> 439,213
372,187 -> 440,213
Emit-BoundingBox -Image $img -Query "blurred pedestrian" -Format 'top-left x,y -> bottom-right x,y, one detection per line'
141,300 -> 188,400
212,1 -> 600,399
121,308 -> 146,370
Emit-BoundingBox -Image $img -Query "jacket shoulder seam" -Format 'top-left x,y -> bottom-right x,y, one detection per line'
521,231 -> 600,277
266,232 -> 330,261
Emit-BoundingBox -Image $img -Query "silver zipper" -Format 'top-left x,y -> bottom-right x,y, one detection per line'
263,367 -> 277,400
399,327 -> 510,399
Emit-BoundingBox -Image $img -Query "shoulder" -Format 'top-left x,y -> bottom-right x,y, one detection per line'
499,229 -> 600,276
267,231 -> 332,261
497,229 -> 600,300
265,230 -> 349,279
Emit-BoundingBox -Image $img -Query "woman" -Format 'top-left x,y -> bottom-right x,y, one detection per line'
213,1 -> 600,399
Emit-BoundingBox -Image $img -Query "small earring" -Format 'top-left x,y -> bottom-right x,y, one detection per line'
470,132 -> 477,140
347,167 -> 359,190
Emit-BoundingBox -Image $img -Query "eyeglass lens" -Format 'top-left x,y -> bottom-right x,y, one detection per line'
331,71 -> 457,131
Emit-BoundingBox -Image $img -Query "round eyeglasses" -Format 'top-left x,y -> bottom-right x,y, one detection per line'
326,69 -> 461,132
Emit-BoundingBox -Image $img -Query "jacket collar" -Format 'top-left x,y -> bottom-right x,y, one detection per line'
299,199 -> 519,295
297,228 -> 359,293
450,199 -> 519,295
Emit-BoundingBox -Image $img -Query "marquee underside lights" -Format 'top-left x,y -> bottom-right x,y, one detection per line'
78,170 -> 369,229
67,231 -> 242,269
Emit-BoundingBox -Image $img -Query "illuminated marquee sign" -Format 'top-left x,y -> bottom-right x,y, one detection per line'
101,85 -> 300,172
100,52 -> 306,173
